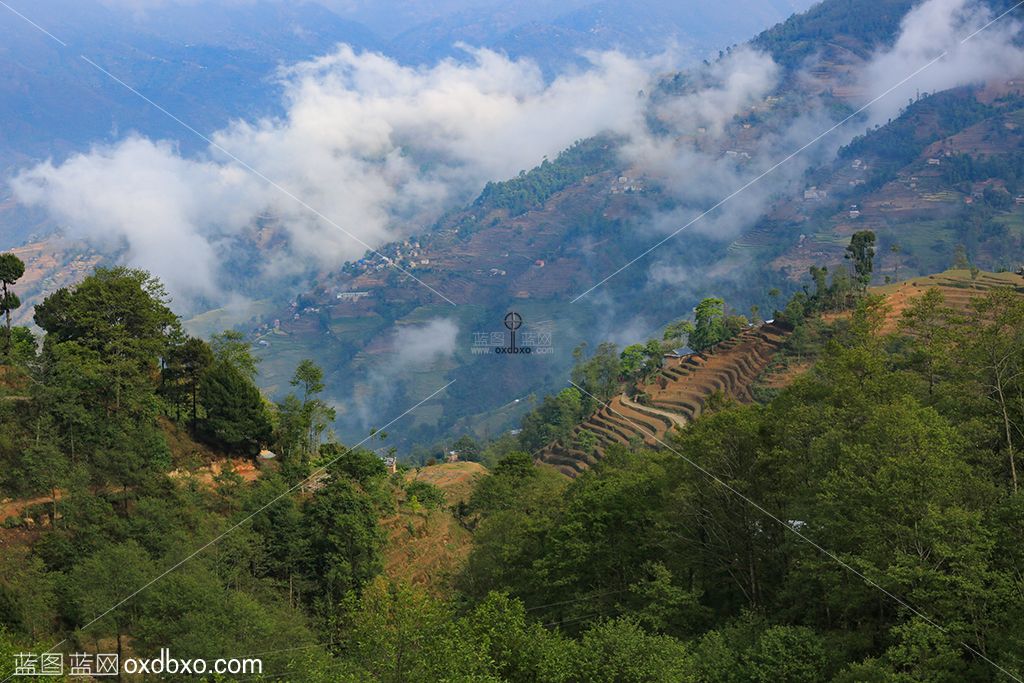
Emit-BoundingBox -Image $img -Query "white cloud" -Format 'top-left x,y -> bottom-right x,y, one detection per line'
861,0 -> 1024,124
392,318 -> 459,367
619,47 -> 834,245
653,48 -> 779,138
12,45 -> 657,306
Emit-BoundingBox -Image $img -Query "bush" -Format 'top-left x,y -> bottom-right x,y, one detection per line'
405,480 -> 446,510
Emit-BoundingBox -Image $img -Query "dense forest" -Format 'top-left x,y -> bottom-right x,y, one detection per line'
472,137 -> 617,218
1,247 -> 1024,681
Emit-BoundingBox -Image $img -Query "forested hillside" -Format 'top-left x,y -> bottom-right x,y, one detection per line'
2,241 -> 1024,680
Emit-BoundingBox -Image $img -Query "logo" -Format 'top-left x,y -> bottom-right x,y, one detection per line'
471,312 -> 552,356
500,311 -> 526,354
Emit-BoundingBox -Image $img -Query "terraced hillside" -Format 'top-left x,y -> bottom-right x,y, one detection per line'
539,323 -> 789,477
873,269 -> 1024,332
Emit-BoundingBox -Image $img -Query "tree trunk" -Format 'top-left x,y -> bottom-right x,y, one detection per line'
2,281 -> 10,359
191,382 -> 198,437
995,373 -> 1018,493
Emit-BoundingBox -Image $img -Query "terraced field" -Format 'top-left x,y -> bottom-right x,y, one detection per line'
539,323 -> 789,477
873,269 -> 1024,333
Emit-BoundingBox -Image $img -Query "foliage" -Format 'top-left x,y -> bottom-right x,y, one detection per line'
518,388 -> 584,452
752,0 -> 915,68
571,341 -> 620,407
690,297 -> 730,353
0,252 -> 25,359
845,230 -> 877,289
199,360 -> 273,456
405,479 -> 446,510
474,137 -> 615,217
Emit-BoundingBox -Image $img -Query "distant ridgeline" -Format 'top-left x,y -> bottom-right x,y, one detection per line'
472,136 -> 620,218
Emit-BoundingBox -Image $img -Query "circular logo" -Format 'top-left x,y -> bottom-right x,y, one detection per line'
504,311 -> 523,332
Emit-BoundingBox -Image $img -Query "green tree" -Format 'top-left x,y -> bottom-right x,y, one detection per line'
133,561 -> 328,677
290,359 -> 333,459
348,577 -> 490,681
575,617 -> 690,682
210,329 -> 260,381
67,541 -> 155,665
163,336 -> 214,434
461,592 -> 577,682
619,344 -> 647,382
34,267 -> 179,414
958,289 -> 1024,492
571,341 -> 621,405
302,476 -> 385,608
690,297 -> 729,353
19,433 -> 69,523
292,359 -> 324,403
0,253 -> 26,359
0,547 -> 57,641
4,327 -> 36,365
890,242 -> 902,281
664,319 -> 695,346
898,288 -> 957,395
200,361 -> 272,456
452,434 -> 482,462
518,388 -> 583,451
845,230 -> 877,290
744,625 -> 828,683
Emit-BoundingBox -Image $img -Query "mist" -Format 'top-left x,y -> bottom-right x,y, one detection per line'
861,0 -> 1024,124
11,0 -> 1020,313
12,45 -> 658,307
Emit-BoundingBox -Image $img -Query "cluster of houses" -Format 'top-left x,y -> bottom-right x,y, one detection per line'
336,290 -> 370,302
610,175 -> 644,194
803,186 -> 829,201
344,239 -> 432,276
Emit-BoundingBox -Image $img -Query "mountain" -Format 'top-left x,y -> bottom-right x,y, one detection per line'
5,0 -> 1024,453
0,0 -> 379,168
383,0 -> 811,71
236,0 -> 1024,452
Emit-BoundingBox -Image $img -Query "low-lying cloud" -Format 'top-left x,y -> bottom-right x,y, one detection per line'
12,45 -> 658,305
12,0 -> 1019,312
861,0 -> 1024,124
392,318 -> 459,368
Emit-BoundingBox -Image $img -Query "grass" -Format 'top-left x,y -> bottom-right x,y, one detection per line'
380,462 -> 488,594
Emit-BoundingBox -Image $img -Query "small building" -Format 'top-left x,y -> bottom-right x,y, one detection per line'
927,158 -> 941,166
384,457 -> 397,475
257,449 -> 279,471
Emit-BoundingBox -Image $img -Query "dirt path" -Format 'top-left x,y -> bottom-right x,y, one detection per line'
0,494 -> 58,520
618,393 -> 688,429
2,458 -> 260,522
